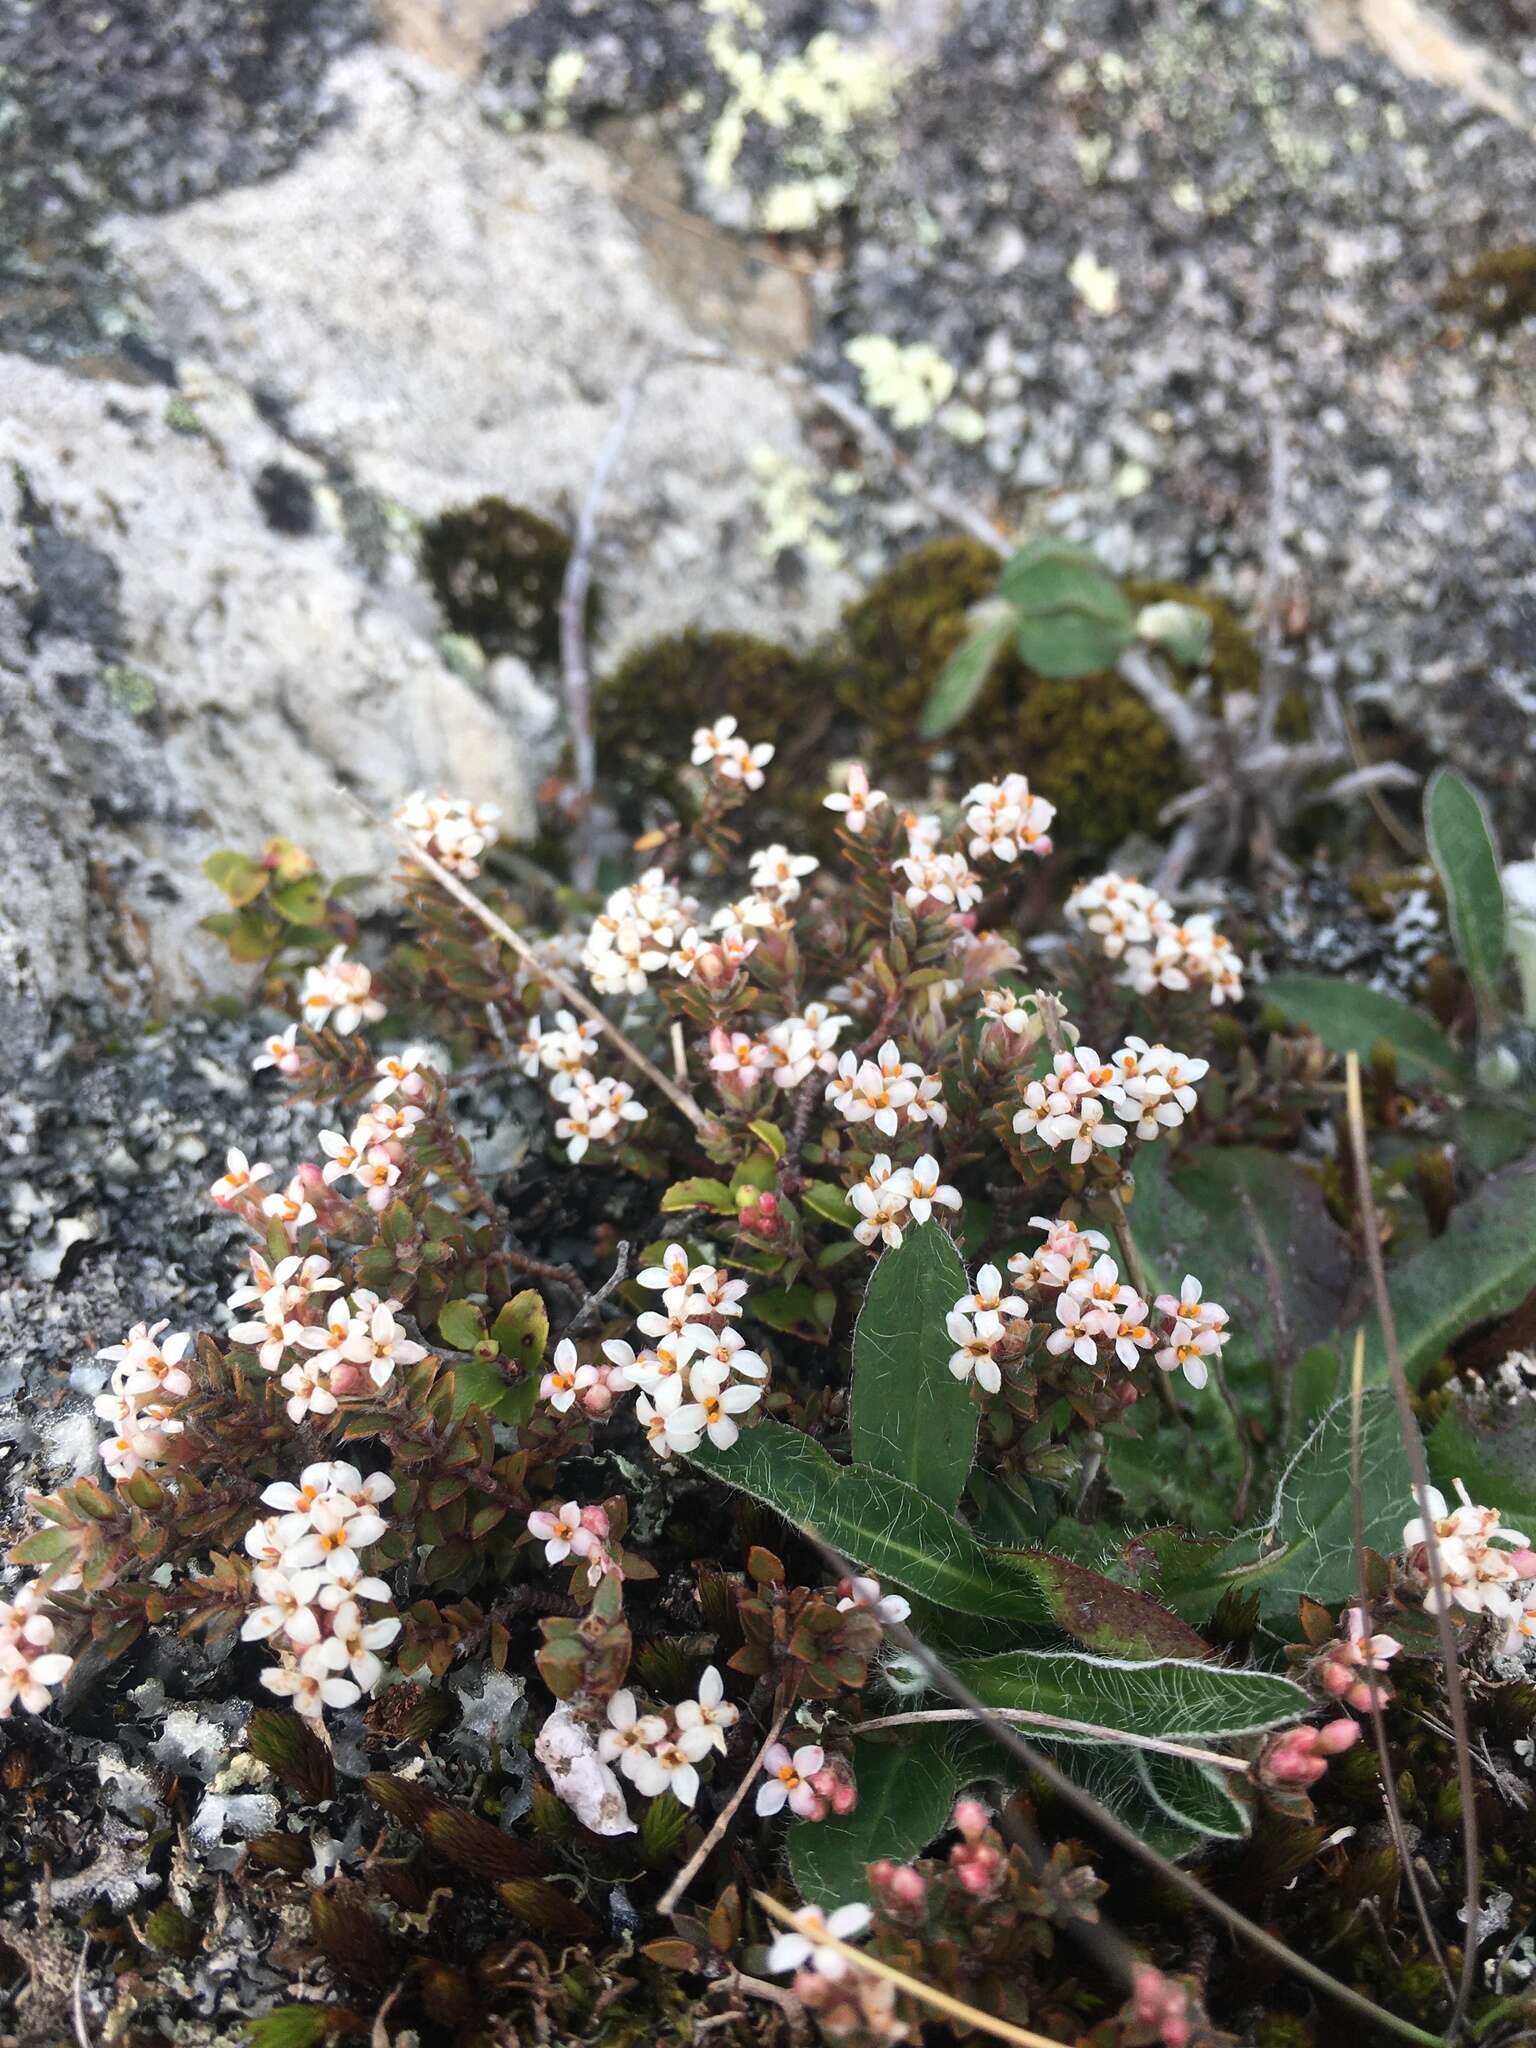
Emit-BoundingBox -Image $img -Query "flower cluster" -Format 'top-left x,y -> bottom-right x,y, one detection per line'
300,944 -> 387,1035
318,1091 -> 428,1212
896,826 -> 983,916
1261,1716 -> 1360,1789
537,1245 -> 769,1457
94,1319 -> 192,1481
598,1665 -> 738,1808
851,1152 -> 961,1250
229,1253 -> 426,1423
394,790 -> 500,879
583,869 -> 700,998
826,1037 -> 947,1140
944,1223 -> 1230,1396
691,714 -> 774,790
1314,1605 -> 1401,1713
0,1585 -> 75,1718
242,1462 -> 400,1719
1067,873 -> 1244,1007
961,772 -> 1056,863
1403,1481 -> 1536,1626
1013,1038 -> 1208,1166
517,1005 -> 649,1166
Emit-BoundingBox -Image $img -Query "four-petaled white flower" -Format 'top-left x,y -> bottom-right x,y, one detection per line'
765,1902 -> 873,1979
527,1502 -> 601,1566
823,763 -> 887,834
755,1741 -> 826,1818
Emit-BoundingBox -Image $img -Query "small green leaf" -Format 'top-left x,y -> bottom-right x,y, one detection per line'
748,1119 -> 786,1160
437,1298 -> 487,1352
751,1284 -> 832,1339
1017,1552 -> 1211,1660
789,1734 -> 964,1907
689,1422 -> 1049,1621
1264,974 -> 1464,1083
269,875 -> 328,925
851,1223 -> 976,1513
203,848 -> 270,907
661,1176 -> 737,1214
999,539 -> 1135,680
1426,767 -> 1506,1008
919,605 -> 1014,738
492,1289 -> 549,1373
1242,1390 -> 1414,1619
801,1181 -> 859,1230
450,1357 -> 523,1422
244,2007 -> 336,2048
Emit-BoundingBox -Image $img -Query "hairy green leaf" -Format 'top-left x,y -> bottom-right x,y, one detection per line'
1239,1389 -> 1414,1619
919,604 -> 1014,737
852,1223 -> 976,1511
1135,1748 -> 1251,1841
789,1734 -> 963,1907
689,1423 -> 1049,1620
1264,973 -> 1463,1083
1358,1154 -> 1536,1387
956,1648 -> 1306,1740
1426,767 -> 1506,1006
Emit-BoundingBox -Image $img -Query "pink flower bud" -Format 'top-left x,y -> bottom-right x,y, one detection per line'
1318,1658 -> 1353,1697
578,1504 -> 611,1542
1313,1717 -> 1361,1756
870,1860 -> 928,1916
692,944 -> 741,993
1509,1548 -> 1536,1580
950,1840 -> 1005,1898
951,1797 -> 990,1843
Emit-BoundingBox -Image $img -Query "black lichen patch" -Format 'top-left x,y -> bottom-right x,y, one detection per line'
1439,245 -> 1536,335
421,498 -> 590,667
252,462 -> 318,537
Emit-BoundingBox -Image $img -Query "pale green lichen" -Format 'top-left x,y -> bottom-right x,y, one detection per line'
702,22 -> 900,231
750,446 -> 843,565
1068,249 -> 1120,316
543,50 -> 586,128
845,334 -> 957,430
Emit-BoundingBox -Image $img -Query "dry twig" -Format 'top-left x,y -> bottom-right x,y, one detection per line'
1345,1051 -> 1481,2033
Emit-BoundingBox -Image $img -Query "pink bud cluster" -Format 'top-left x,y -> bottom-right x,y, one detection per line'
1262,1717 -> 1360,1787
1315,1606 -> 1401,1713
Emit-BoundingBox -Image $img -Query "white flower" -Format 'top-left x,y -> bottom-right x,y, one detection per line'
0,1589 -> 75,1718
906,1154 -> 961,1225
253,1025 -> 304,1078
395,791 -> 500,879
687,1365 -> 762,1449
540,1338 -> 596,1413
637,1243 -> 694,1293
962,773 -> 1056,864
370,1047 -> 433,1100
673,1666 -> 739,1754
260,1647 -> 362,1719
849,1155 -> 916,1250
755,1742 -> 826,1819
326,1600 -> 401,1691
766,1902 -> 872,1979
628,1725 -> 714,1806
896,848 -> 983,915
637,1376 -> 708,1458
597,1689 -> 668,1777
823,763 -> 887,834
1403,1480 -> 1535,1618
836,1576 -> 911,1626
526,1502 -> 600,1566
748,843 -> 819,905
1047,1093 -> 1127,1165
692,716 -> 774,790
945,1309 -> 1004,1394
1153,1321 -> 1220,1390
300,945 -> 386,1035
686,1325 -> 769,1385
957,1263 -> 1027,1322
209,1147 -> 273,1205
